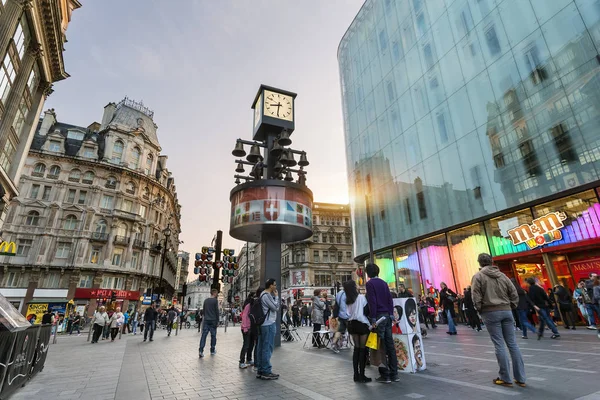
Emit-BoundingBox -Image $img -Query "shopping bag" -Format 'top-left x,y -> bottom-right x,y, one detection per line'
370,338 -> 385,366
365,331 -> 378,350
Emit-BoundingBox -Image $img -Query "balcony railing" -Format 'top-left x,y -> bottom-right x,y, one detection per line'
47,174 -> 59,180
82,179 -> 93,184
32,172 -> 44,177
133,239 -> 146,248
90,232 -> 109,241
105,182 -> 116,189
114,236 -> 130,245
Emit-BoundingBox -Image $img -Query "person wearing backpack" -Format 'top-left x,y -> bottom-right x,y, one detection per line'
331,285 -> 349,353
254,278 -> 280,380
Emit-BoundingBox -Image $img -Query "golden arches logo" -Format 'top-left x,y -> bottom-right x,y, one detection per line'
0,241 -> 16,256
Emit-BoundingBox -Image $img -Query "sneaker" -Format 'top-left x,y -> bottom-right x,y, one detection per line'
521,336 -> 528,339
256,374 -> 262,379
376,376 -> 392,384
199,352 -> 204,358
331,346 -> 340,354
211,351 -> 216,355
550,334 -> 560,339
587,326 -> 597,330
78,333 -> 81,336
149,339 -> 154,342
248,360 -> 254,366
261,373 -> 279,380
391,375 -> 400,382
143,339 -> 146,342
239,363 -> 248,369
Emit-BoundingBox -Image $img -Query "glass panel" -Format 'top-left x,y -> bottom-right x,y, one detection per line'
530,0 -> 572,25
498,0 -> 538,47
394,243 -> 422,295
485,208 -> 534,257
447,87 -> 476,140
419,233 -> 455,292
375,249 -> 396,290
448,223 -> 490,292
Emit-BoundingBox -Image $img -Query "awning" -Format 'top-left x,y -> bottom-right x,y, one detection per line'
28,298 -> 69,304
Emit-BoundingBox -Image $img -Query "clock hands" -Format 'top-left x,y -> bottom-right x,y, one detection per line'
270,102 -> 282,117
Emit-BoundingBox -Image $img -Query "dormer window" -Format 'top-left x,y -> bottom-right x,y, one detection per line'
83,146 -> 95,158
67,130 -> 85,141
48,140 -> 61,152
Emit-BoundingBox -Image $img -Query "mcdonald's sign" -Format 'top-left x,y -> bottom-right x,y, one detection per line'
507,211 -> 567,250
0,241 -> 16,256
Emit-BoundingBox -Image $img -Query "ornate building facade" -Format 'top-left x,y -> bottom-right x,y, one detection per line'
0,0 -> 81,225
0,98 -> 182,316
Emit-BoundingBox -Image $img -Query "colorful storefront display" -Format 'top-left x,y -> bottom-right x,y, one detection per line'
376,189 -> 600,295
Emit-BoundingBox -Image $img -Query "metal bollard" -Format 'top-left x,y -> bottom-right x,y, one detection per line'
87,322 -> 92,342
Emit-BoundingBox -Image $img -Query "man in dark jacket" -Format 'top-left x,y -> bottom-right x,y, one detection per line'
525,278 -> 560,339
143,304 -> 158,342
463,287 -> 481,331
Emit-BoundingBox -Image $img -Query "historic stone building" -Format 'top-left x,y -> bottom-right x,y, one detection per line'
0,0 -> 81,226
0,98 -> 182,316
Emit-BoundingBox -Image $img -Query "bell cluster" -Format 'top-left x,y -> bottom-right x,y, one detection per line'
231,129 -> 309,185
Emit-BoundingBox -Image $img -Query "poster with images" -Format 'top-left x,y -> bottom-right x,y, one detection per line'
408,333 -> 426,372
392,334 -> 411,372
392,298 -> 420,334
26,303 -> 48,325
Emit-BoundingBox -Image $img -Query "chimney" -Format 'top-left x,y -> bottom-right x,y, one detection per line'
38,109 -> 56,136
159,155 -> 168,170
101,102 -> 116,129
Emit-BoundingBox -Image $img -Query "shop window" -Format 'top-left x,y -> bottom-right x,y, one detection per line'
394,243 -> 421,295
375,250 -> 396,290
484,208 -> 534,257
448,223 -> 490,293
418,234 -> 454,292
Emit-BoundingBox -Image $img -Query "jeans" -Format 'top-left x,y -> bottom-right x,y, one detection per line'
446,310 -> 457,333
376,315 -> 398,378
517,309 -> 536,337
584,303 -> 600,326
255,328 -> 262,372
537,308 -> 559,335
481,311 -> 526,383
258,323 -> 276,375
69,324 -> 80,335
132,321 -> 138,334
240,330 -> 252,363
199,320 -> 217,353
91,323 -> 103,343
144,321 -> 155,340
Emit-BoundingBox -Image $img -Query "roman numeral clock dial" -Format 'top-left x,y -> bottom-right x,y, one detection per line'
264,90 -> 293,121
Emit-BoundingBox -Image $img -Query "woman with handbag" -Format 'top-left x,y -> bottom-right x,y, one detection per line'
345,280 -> 371,383
109,307 -> 124,342
440,282 -> 458,335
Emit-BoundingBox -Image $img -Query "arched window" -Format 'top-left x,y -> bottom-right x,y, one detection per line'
68,169 -> 81,182
131,147 -> 141,169
125,181 -> 136,194
105,176 -> 117,189
143,186 -> 150,199
145,154 -> 153,175
25,211 -> 40,226
48,165 -> 60,178
33,163 -> 46,176
82,171 -> 95,184
116,223 -> 127,237
63,214 -> 78,230
112,140 -> 124,164
95,219 -> 107,233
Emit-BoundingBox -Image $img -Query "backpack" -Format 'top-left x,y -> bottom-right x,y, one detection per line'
249,293 -> 269,327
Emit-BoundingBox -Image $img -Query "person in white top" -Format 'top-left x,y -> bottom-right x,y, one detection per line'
344,280 -> 371,383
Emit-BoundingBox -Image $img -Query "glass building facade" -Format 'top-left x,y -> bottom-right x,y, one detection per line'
339,0 -> 600,295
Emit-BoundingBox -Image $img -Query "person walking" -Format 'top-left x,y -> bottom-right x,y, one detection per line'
292,300 -> 300,328
365,263 -> 398,384
580,276 -> 600,329
256,278 -> 280,380
471,253 -> 526,387
345,279 -> 371,383
199,289 -> 220,357
167,306 -> 177,336
239,293 -> 255,369
525,278 -> 560,340
554,283 -> 576,329
143,304 -> 158,342
301,303 -> 308,326
131,309 -> 139,335
331,285 -> 349,353
440,282 -> 458,335
512,279 -> 537,339
425,293 -> 437,328
70,312 -> 82,336
464,286 -> 482,331
592,275 -> 600,339
311,289 -> 325,348
109,307 -> 124,342
91,307 -> 108,344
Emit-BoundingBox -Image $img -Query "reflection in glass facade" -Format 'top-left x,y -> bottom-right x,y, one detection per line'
339,0 -> 600,293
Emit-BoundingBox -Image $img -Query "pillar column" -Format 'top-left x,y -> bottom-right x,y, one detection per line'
0,1 -> 30,62
103,222 -> 116,264
21,267 -> 39,316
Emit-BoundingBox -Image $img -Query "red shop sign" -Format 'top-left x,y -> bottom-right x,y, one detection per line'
74,288 -> 140,301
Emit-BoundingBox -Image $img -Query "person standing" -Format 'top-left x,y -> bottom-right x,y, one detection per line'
311,289 -> 325,348
291,300 -> 300,328
256,278 -> 280,380
109,307 -> 124,342
199,289 -> 220,357
554,283 -> 576,329
331,285 -> 350,353
345,280 -> 371,383
440,282 -> 458,335
91,306 -> 108,344
131,309 -> 139,335
525,278 -> 560,340
143,304 -> 158,342
365,263 -> 398,384
238,293 -> 254,369
122,309 -> 130,334
471,253 -> 526,387
301,303 -> 308,326
70,312 -> 81,336
167,306 -> 177,336
323,294 -> 331,329
581,275 -> 600,329
464,286 -> 482,331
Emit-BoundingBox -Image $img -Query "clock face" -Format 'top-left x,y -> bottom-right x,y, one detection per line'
254,94 -> 262,127
264,90 -> 293,121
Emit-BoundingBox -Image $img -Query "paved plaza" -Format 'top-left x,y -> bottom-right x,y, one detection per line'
10,324 -> 600,400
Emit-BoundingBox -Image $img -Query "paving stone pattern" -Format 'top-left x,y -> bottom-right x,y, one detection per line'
10,323 -> 600,400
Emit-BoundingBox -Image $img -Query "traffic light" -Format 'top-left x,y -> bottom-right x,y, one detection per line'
182,283 -> 187,298
111,291 -> 116,302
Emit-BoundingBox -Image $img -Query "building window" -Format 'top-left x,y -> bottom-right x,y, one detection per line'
145,154 -> 153,175
322,250 -> 329,263
338,251 -> 343,262
336,234 -> 342,244
48,165 -> 60,178
0,52 -> 15,102
485,26 -> 501,56
55,242 -> 71,259
48,141 -> 61,152
95,219 -> 107,233
344,217 -> 349,226
25,211 -> 40,226
66,189 -> 76,203
4,272 -> 18,288
82,171 -> 94,184
16,239 -> 33,256
313,250 -> 320,263
67,130 -> 84,140
338,273 -> 353,284
112,140 -> 124,164
322,234 -> 327,243
101,195 -> 114,209
78,274 -> 93,288
101,276 -> 124,290
138,204 -> 147,218
122,199 -> 133,213
346,251 -> 352,262
345,234 -> 351,244
149,255 -> 157,275
42,186 -> 51,201
44,272 -> 61,288
68,169 -> 81,182
314,273 -> 332,287
83,147 -> 95,158
131,277 -> 139,291
32,163 -> 45,176
30,184 -> 40,199
132,251 -> 140,269
125,181 -> 136,195
78,191 -> 87,205
131,147 -> 141,169
105,176 -> 117,189
13,21 -> 26,59
90,247 -> 100,264
112,249 -> 123,266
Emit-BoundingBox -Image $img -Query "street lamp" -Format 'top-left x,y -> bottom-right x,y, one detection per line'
158,223 -> 172,302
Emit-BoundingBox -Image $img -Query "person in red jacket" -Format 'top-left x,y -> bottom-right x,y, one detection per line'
239,293 -> 255,369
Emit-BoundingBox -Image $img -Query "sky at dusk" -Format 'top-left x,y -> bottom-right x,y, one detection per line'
45,0 -> 364,258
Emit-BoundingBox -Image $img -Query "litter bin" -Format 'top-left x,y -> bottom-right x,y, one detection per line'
0,293 -> 51,399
